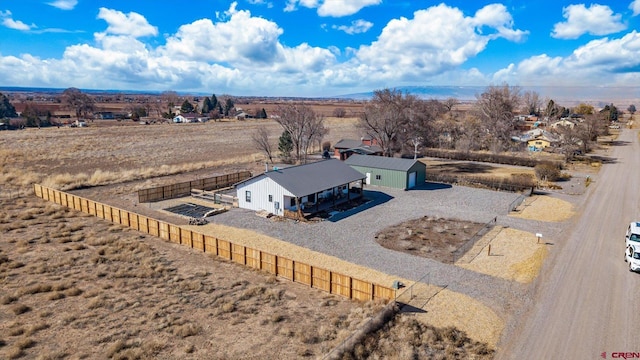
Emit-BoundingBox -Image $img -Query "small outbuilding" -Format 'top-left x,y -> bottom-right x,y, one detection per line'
345,154 -> 426,190
235,159 -> 366,218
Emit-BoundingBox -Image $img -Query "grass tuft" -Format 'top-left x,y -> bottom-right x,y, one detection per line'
12,304 -> 31,315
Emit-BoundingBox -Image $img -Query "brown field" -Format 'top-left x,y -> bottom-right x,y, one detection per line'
0,115 -> 506,359
0,196 -> 386,359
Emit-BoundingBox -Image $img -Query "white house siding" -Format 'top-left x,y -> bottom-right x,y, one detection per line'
236,176 -> 293,216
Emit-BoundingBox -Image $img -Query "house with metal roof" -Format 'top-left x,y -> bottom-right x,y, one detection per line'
235,159 -> 366,218
345,154 -> 426,190
333,138 -> 383,160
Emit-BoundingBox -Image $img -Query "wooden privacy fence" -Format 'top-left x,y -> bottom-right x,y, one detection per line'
34,184 -> 395,302
137,171 -> 252,203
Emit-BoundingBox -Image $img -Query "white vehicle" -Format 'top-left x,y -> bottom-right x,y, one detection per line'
626,246 -> 640,272
625,222 -> 640,250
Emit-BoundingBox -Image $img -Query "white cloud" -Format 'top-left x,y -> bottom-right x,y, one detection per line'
0,2 -> 530,96
47,0 -> 78,10
1,10 -> 36,31
472,4 -> 528,42
552,4 -> 626,39
354,3 -> 527,82
247,0 -> 273,8
631,0 -> 640,16
332,19 -> 373,34
160,5 -> 285,65
494,31 -> 640,87
96,8 -> 158,38
10,2 -> 640,97
284,0 -> 380,17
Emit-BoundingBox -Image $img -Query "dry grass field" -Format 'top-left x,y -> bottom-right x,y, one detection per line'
0,197 -> 387,359
1,115 -> 506,359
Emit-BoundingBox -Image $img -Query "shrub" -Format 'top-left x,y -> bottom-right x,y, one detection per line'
12,304 -> 31,315
534,162 -> 561,181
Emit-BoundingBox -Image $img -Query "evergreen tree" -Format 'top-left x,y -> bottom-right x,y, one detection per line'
260,108 -> 267,119
211,94 -> 218,110
201,97 -> 213,114
223,98 -> 234,116
627,104 -> 636,115
278,130 -> 293,162
0,93 -> 17,118
180,99 -> 194,113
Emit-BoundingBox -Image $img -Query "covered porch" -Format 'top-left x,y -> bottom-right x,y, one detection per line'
283,180 -> 364,219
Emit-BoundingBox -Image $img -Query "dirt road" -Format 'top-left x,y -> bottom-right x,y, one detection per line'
497,128 -> 640,359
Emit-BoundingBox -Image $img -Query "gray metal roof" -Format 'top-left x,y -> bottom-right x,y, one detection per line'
239,159 -> 365,197
334,139 -> 365,149
345,154 -> 424,172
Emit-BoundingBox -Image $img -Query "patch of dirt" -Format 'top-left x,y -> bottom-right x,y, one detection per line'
375,217 -> 487,264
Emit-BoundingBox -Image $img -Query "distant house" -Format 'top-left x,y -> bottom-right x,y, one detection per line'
173,113 -> 208,123
235,112 -> 252,120
345,154 -> 426,190
514,115 -> 542,131
527,133 -> 558,152
550,119 -> 576,129
94,111 -> 115,120
235,159 -> 365,218
333,137 -> 383,160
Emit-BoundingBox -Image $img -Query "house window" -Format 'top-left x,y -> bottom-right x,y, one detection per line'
375,174 -> 382,180
268,194 -> 273,202
245,191 -> 251,203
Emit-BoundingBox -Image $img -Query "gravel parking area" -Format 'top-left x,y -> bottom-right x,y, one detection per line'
207,182 -> 571,316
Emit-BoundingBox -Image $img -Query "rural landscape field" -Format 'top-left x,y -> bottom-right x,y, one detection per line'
0,105 -> 499,359
0,91 -> 611,359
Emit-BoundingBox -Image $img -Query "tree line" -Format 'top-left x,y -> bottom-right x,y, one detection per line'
253,84 -> 633,164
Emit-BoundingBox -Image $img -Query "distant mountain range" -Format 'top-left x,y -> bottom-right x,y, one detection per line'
338,85 -> 640,106
2,85 -> 638,106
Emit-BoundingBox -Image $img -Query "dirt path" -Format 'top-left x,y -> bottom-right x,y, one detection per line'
496,128 -> 640,358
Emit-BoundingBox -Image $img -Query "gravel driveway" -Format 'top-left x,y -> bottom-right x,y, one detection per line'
208,182 -> 575,316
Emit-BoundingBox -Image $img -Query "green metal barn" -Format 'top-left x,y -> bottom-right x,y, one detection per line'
345,154 -> 426,190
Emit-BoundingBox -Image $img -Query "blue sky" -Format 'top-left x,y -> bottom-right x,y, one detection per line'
1,0 -> 640,97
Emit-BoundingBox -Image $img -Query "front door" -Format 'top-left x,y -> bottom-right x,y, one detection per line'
365,172 -> 371,185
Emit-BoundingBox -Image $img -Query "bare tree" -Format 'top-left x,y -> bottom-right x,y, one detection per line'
551,122 -> 582,160
474,84 -> 521,152
443,97 -> 459,112
273,104 -> 326,163
332,107 -> 347,118
62,87 -> 94,120
521,90 -> 542,115
575,114 -> 607,153
252,126 -> 275,163
359,88 -> 413,157
160,91 -> 179,117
